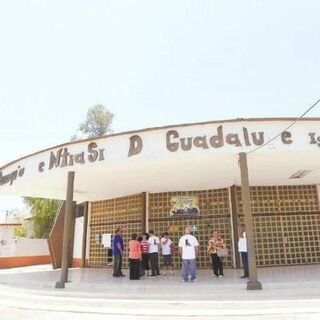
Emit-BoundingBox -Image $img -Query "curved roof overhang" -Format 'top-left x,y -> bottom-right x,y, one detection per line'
1,118 -> 320,202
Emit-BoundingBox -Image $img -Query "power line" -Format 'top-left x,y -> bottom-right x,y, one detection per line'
247,98 -> 320,154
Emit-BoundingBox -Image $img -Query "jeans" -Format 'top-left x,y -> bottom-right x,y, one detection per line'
149,252 -> 160,275
241,252 -> 249,276
211,253 -> 223,276
182,259 -> 197,281
113,254 -> 123,276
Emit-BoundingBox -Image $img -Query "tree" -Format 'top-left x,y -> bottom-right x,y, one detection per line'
23,198 -> 61,238
14,225 -> 27,237
25,105 -> 113,238
78,104 -> 114,138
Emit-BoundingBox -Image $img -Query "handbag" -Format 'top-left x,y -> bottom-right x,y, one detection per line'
217,247 -> 229,257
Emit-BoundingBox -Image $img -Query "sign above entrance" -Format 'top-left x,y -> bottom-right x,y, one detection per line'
170,196 -> 200,217
2,119 -> 320,202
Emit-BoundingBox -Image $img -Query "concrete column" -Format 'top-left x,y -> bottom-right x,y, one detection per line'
238,153 -> 262,290
81,202 -> 89,267
229,186 -> 241,269
145,192 -> 150,232
55,171 -> 75,289
85,202 -> 92,265
142,192 -> 147,233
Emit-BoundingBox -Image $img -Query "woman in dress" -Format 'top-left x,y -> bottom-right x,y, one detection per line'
207,230 -> 225,278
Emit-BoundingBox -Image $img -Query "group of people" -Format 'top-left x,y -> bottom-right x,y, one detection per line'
112,228 -> 174,280
112,224 -> 249,281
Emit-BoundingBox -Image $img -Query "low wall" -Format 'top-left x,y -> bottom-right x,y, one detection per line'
0,237 -> 51,268
0,255 -> 52,268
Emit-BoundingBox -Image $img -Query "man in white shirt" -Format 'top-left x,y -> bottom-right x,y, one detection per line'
160,232 -> 173,275
238,224 -> 249,278
148,230 -> 161,276
178,226 -> 199,282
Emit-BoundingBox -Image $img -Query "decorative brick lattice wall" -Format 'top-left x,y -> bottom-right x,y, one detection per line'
149,189 -> 232,269
89,194 -> 143,268
236,185 -> 320,266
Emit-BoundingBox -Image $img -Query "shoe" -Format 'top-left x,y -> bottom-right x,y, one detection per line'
169,271 -> 174,275
240,275 -> 248,279
150,274 -> 156,277
219,275 -> 224,278
119,274 -> 126,277
182,279 -> 188,282
213,275 -> 219,279
163,272 -> 167,275
191,278 -> 198,282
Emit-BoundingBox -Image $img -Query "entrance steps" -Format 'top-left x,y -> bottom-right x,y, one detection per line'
0,284 -> 319,318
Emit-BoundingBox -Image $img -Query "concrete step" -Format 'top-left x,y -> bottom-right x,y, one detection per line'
0,284 -> 319,317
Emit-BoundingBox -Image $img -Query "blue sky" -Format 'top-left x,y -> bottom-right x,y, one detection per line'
0,0 -> 320,211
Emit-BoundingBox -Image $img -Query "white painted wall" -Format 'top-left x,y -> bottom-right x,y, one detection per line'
0,225 -> 16,243
15,238 -> 49,256
0,237 -> 49,257
73,216 -> 84,259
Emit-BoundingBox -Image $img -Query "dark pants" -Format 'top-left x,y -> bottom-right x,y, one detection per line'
141,253 -> 150,271
129,259 -> 140,280
113,254 -> 123,276
149,252 -> 160,275
211,253 -> 223,276
139,261 -> 145,277
241,252 -> 249,276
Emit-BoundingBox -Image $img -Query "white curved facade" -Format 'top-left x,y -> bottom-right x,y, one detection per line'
1,118 -> 320,202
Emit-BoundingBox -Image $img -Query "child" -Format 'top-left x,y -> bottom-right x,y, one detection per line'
160,232 -> 174,275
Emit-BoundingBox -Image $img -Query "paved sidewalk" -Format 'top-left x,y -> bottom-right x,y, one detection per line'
0,264 -> 319,300
0,265 -> 319,319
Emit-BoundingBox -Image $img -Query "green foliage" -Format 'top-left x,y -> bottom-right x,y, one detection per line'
79,104 -> 114,138
14,226 -> 27,237
23,198 -> 61,239
23,106 -> 113,238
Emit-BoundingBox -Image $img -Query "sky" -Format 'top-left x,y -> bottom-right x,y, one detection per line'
0,0 -> 319,212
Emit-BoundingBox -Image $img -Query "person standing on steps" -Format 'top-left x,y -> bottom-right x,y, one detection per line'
129,233 -> 142,280
161,232 -> 174,275
148,230 -> 161,277
238,224 -> 249,278
207,230 -> 226,278
178,226 -> 199,282
112,227 -> 125,277
140,233 -> 150,276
